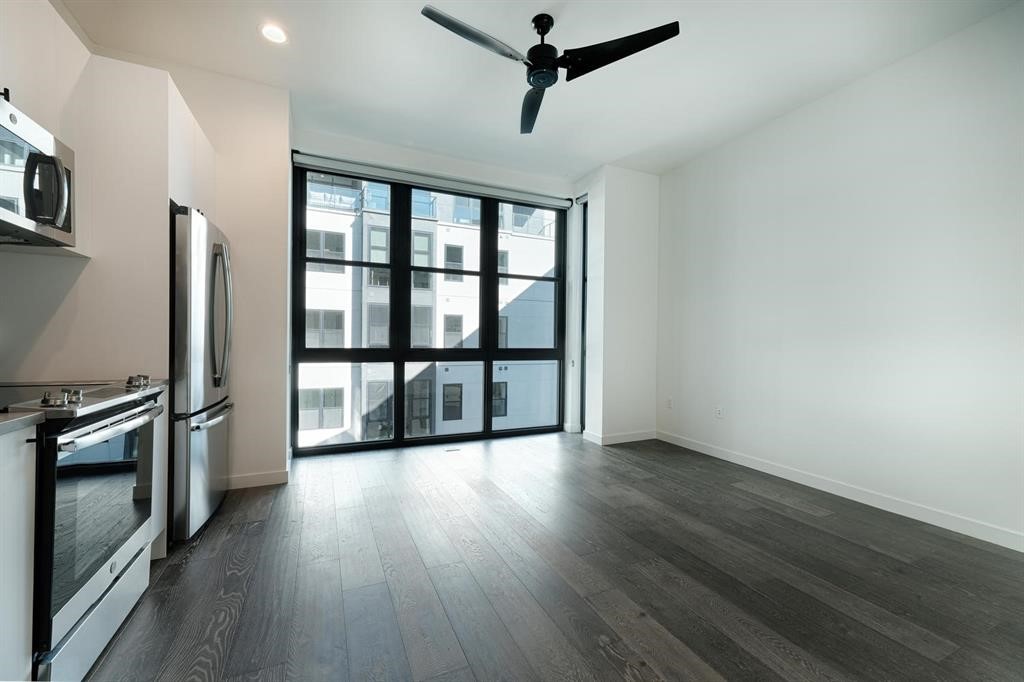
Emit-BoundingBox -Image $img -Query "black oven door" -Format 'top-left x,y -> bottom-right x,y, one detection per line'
33,400 -> 163,655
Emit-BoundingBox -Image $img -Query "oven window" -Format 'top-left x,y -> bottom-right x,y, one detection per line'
50,420 -> 153,618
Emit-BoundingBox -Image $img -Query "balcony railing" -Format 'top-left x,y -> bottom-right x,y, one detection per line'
412,190 -> 437,219
499,211 -> 555,237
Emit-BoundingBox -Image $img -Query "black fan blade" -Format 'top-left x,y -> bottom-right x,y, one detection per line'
558,21 -> 680,82
422,5 -> 529,65
521,87 -> 545,134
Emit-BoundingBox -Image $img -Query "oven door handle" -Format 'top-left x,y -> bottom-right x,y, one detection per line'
56,404 -> 164,456
190,402 -> 233,432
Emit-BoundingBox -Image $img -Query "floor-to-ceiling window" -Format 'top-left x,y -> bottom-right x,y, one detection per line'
291,165 -> 566,454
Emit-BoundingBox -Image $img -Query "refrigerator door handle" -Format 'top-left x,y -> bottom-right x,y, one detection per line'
190,402 -> 233,432
211,242 -> 234,388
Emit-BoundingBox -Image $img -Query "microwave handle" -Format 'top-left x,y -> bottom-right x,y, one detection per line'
23,152 -> 68,226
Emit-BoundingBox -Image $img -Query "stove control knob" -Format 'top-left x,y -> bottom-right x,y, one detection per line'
41,391 -> 68,407
66,389 -> 84,404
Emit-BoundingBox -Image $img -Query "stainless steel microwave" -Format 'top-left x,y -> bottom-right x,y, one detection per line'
0,98 -> 76,247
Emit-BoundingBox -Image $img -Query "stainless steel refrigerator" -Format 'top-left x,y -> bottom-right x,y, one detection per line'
170,202 -> 234,542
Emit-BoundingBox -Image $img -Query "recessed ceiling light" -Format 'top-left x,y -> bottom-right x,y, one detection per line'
261,23 -> 287,44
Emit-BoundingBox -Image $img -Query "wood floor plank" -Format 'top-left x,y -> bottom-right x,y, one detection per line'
336,503 -> 386,590
223,485 -> 302,677
224,662 -> 286,682
285,558 -> 349,681
586,548 -> 788,681
634,555 -> 855,682
390,479 -> 462,568
154,522 -> 265,682
363,485 -> 468,680
587,587 -> 724,681
438,514 -> 598,682
298,468 -> 340,565
428,561 -> 540,682
438,479 -> 659,681
344,582 -> 413,682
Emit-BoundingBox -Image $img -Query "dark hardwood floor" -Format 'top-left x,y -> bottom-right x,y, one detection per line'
88,434 -> 1024,681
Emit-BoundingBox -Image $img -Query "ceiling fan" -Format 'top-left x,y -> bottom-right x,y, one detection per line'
421,5 -> 680,134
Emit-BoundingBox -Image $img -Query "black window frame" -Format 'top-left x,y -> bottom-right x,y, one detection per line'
291,163 -> 567,455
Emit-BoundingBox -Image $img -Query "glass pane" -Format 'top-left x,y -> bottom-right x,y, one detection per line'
404,362 -> 483,438
492,361 -> 559,430
297,363 -> 395,447
497,279 -> 554,348
307,173 -> 390,264
409,273 -> 480,348
306,264 -> 389,349
498,203 -> 556,277
411,189 -> 480,271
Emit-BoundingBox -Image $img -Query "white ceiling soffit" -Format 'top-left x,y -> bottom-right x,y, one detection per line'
61,0 -> 1013,179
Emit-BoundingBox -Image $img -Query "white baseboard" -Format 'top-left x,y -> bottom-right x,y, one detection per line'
656,431 -> 1024,553
584,430 -> 657,446
226,469 -> 289,490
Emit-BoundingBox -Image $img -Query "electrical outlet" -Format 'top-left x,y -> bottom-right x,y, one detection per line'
666,398 -> 673,409
714,406 -> 724,419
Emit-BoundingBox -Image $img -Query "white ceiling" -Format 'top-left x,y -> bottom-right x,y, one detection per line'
60,0 -> 1011,179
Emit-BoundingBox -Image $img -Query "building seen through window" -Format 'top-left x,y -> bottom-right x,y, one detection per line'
296,172 -> 561,448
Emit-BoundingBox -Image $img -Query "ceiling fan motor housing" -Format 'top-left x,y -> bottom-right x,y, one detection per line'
526,43 -> 559,88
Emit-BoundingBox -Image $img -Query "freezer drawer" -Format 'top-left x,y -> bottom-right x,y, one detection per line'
172,401 -> 231,541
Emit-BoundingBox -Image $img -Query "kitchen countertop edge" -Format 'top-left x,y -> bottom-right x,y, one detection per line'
0,412 -> 44,437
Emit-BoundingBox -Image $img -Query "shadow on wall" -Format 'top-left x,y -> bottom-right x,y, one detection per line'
0,252 -> 89,378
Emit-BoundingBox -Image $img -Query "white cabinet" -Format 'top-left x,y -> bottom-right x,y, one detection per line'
0,425 -> 37,682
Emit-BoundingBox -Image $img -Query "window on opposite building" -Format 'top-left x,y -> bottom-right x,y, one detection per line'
498,249 -> 509,286
305,309 -> 345,348
407,378 -> 432,436
299,387 -> 344,429
412,306 -> 433,348
442,383 -> 463,421
444,315 -> 463,349
498,315 -> 508,349
365,380 -> 393,437
368,227 -> 389,263
452,196 -> 480,224
306,230 -> 345,273
492,381 -> 507,418
368,304 -> 388,348
368,266 -> 390,287
412,232 -> 433,289
444,244 -> 464,281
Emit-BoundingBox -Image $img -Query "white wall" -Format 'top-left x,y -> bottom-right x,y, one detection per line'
0,51 -> 172,381
154,64 -> 292,488
657,2 -> 1024,550
575,166 -> 660,444
0,0 -> 292,488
